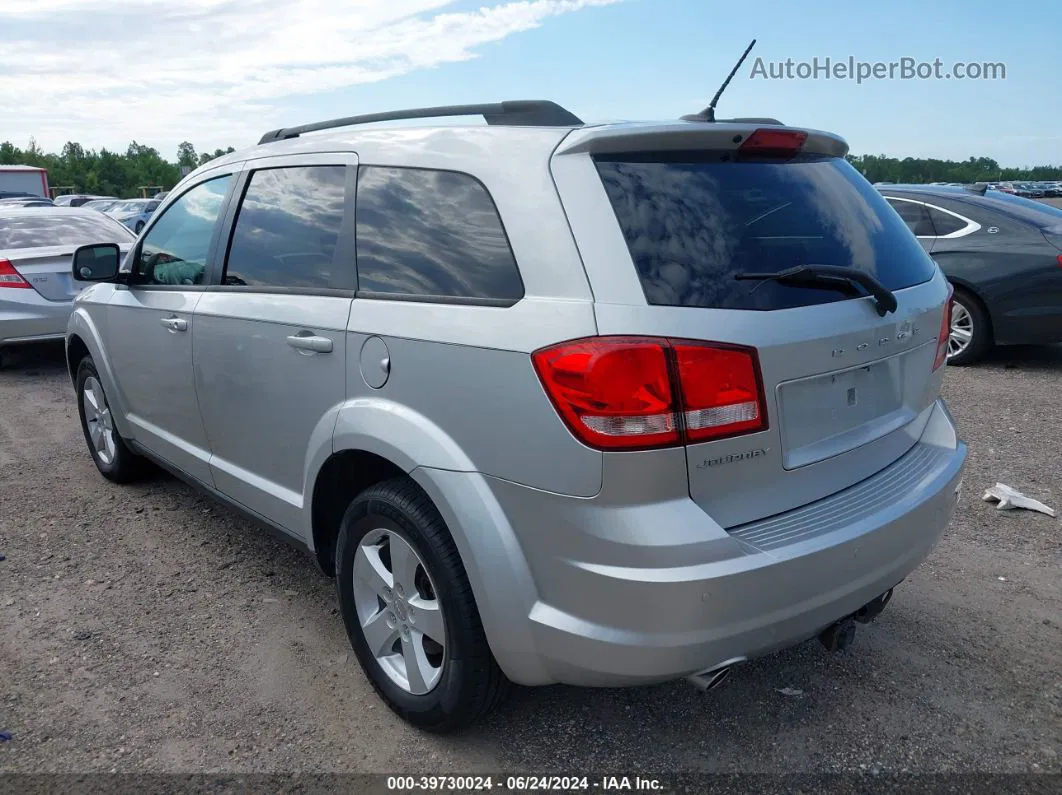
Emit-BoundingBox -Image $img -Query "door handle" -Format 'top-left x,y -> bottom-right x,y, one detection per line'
160,316 -> 188,332
286,333 -> 333,354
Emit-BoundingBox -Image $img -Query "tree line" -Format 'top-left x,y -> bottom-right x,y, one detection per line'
0,139 -> 236,198
2,139 -> 1060,198
845,154 -> 1061,184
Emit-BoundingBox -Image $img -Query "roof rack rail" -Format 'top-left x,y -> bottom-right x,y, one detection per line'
258,100 -> 583,144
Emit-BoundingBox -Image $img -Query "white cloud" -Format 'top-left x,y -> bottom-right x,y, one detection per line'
0,0 -> 620,156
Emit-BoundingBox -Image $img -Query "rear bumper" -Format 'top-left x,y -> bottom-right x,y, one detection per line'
0,292 -> 72,346
444,398 -> 965,687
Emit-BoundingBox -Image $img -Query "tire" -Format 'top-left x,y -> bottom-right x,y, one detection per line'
947,288 -> 992,366
335,476 -> 509,732
75,356 -> 145,483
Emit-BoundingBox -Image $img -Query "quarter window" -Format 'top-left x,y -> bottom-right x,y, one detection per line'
224,165 -> 350,290
354,166 -> 523,302
886,199 -> 936,237
136,175 -> 232,286
926,206 -> 967,236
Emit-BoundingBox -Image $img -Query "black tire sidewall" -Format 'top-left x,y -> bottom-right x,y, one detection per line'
335,490 -> 479,729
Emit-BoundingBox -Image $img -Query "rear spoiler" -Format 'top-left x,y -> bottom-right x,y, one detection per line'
553,122 -> 849,159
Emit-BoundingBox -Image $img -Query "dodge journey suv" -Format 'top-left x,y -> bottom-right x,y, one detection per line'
66,100 -> 966,732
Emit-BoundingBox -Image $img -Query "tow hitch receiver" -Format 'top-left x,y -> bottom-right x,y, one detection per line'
854,588 -> 893,624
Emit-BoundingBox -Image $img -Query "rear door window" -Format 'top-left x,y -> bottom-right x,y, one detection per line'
223,165 -> 350,290
354,166 -> 523,303
595,153 -> 937,310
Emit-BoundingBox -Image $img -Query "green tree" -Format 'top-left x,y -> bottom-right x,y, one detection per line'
176,141 -> 198,170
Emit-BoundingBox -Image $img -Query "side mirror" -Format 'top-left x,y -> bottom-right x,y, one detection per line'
72,243 -> 121,282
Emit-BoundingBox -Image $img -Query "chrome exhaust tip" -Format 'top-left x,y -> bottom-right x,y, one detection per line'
686,656 -> 746,692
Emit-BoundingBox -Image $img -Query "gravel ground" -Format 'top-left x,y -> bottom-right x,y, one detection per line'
1,342 -> 1060,778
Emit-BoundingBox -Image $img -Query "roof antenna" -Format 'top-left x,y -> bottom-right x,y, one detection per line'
682,39 -> 758,123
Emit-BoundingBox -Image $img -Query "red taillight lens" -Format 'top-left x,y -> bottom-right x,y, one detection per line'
1056,254 -> 1062,269
531,337 -> 679,450
0,258 -> 32,289
673,342 -> 766,442
532,336 -> 766,451
738,128 -> 808,159
933,284 -> 954,371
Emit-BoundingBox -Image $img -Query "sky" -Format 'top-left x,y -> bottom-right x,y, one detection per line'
1,0 -> 1059,166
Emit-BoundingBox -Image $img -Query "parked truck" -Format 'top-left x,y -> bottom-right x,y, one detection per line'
0,165 -> 50,198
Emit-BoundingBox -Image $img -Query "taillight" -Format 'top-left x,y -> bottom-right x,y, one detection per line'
532,336 -> 767,451
933,284 -> 954,371
0,258 -> 32,289
1056,254 -> 1062,269
738,128 -> 808,159
673,342 -> 767,443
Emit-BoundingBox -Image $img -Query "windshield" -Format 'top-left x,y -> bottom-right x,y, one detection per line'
594,152 -> 937,311
0,211 -> 136,249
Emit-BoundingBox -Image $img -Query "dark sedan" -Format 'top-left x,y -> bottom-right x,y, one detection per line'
878,184 -> 1062,365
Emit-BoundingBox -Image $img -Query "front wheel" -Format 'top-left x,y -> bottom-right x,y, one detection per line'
75,357 -> 145,482
335,477 -> 509,732
947,289 -> 992,366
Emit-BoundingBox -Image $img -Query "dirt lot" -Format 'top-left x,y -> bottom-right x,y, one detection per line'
1,342 -> 1060,777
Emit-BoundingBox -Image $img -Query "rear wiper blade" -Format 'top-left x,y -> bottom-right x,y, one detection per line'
735,264 -> 898,316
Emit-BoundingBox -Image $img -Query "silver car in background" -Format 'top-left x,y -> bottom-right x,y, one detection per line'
1,206 -> 135,364
105,198 -> 161,234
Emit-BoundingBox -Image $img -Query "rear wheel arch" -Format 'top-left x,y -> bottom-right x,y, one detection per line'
310,449 -> 406,577
948,281 -> 994,338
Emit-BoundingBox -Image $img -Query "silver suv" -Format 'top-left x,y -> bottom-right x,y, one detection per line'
65,100 -> 966,732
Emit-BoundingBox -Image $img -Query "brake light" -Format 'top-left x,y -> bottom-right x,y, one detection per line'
1057,254 -> 1062,269
933,284 -> 954,371
532,336 -> 766,451
0,258 -> 32,289
738,128 -> 808,159
673,342 -> 767,442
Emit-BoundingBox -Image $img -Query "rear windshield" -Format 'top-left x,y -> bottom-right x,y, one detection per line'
977,191 -> 1062,228
0,211 -> 136,249
595,153 -> 937,311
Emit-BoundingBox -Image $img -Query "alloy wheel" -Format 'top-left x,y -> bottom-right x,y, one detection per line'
948,300 -> 974,359
82,376 -> 117,465
352,529 -> 447,695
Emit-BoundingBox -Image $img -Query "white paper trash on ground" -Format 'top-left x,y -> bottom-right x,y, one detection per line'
982,483 -> 1056,518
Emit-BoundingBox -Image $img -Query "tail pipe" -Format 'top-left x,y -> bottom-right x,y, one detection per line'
687,656 -> 746,692
818,587 -> 897,652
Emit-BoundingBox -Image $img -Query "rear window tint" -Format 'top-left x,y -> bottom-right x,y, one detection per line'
595,153 -> 937,311
0,211 -> 135,249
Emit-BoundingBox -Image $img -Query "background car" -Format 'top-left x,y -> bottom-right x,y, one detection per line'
0,196 -> 55,207
82,198 -> 121,212
878,184 -> 1062,364
53,194 -> 113,207
0,206 -> 136,367
104,198 -> 160,233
